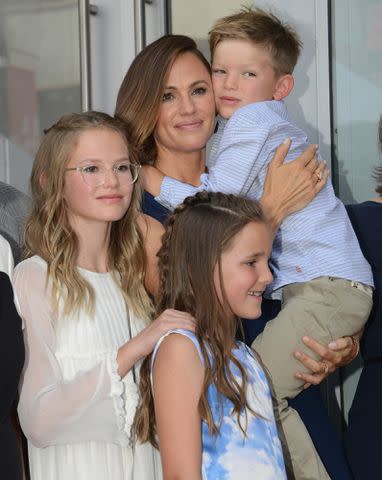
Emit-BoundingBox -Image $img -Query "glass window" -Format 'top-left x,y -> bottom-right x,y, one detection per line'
0,0 -> 81,194
331,0 -> 382,203
170,0 -> 245,59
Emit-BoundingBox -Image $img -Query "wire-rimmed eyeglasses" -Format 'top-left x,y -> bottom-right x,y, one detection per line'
65,162 -> 141,187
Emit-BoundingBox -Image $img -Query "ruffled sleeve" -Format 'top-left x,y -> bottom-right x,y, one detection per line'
14,257 -> 136,448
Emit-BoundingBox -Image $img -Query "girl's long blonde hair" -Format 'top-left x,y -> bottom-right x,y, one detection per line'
25,111 -> 152,320
135,192 -> 268,447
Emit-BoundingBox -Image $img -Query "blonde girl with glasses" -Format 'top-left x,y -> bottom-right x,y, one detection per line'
13,111 -> 194,480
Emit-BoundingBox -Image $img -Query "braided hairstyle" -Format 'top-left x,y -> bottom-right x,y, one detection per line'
135,191 -> 269,447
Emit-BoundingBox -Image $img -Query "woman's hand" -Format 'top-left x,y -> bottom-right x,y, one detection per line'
293,331 -> 362,388
117,309 -> 195,377
260,139 -> 329,232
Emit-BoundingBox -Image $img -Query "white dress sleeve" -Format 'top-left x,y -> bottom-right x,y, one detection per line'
14,258 -> 130,448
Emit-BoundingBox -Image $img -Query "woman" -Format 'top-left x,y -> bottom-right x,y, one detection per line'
345,117 -> 382,479
13,111 -> 195,480
115,34 -> 358,478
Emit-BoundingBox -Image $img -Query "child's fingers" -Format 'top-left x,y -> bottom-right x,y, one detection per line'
156,309 -> 196,333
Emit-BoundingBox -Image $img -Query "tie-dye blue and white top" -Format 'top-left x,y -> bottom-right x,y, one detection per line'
151,329 -> 287,480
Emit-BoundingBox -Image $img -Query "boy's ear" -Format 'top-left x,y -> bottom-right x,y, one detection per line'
273,74 -> 294,101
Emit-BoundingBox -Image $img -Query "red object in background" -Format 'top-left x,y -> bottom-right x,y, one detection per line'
0,65 -> 40,156
367,5 -> 382,51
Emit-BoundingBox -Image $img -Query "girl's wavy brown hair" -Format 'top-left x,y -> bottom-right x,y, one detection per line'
25,111 -> 152,320
135,191 -> 268,447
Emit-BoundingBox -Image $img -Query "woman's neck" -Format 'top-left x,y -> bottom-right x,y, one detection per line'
69,216 -> 111,272
155,146 -> 206,186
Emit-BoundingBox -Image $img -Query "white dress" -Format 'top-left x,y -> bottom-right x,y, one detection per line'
13,255 -> 161,480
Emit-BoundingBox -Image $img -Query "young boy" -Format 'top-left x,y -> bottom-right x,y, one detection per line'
149,8 -> 373,479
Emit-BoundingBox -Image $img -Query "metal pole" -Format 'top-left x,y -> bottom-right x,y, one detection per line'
78,0 -> 92,111
134,0 -> 146,55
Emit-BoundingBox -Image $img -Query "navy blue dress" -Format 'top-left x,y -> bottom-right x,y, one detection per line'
142,191 -> 352,479
345,201 -> 382,479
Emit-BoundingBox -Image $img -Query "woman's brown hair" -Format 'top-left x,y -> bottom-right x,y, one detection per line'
115,34 -> 211,165
135,191 -> 269,447
25,111 -> 152,321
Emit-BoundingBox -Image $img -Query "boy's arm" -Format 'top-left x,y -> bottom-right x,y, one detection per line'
153,334 -> 204,480
150,108 -> 274,210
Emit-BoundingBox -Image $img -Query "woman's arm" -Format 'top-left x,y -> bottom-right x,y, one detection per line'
137,213 -> 164,296
153,334 -> 204,480
259,140 -> 328,233
293,332 -> 361,388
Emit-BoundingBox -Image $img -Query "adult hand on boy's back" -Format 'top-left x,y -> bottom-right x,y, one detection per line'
261,139 -> 329,231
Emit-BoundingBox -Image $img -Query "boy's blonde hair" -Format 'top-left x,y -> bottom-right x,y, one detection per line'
209,6 -> 302,75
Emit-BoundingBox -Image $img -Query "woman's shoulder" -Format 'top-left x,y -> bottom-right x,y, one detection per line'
346,201 -> 382,242
347,199 -> 382,215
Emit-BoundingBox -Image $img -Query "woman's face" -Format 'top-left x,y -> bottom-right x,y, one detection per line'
154,52 -> 216,155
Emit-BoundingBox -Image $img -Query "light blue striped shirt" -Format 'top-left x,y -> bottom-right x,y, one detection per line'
156,100 -> 373,292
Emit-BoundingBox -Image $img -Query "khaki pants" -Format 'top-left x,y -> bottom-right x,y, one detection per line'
252,276 -> 373,480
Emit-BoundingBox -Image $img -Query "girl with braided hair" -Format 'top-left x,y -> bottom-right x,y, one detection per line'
135,191 -> 287,479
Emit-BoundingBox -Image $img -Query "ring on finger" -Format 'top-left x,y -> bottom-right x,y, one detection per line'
315,170 -> 323,182
320,360 -> 329,375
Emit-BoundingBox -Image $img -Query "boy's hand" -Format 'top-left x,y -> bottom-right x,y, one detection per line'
261,139 -> 329,232
141,165 -> 165,196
